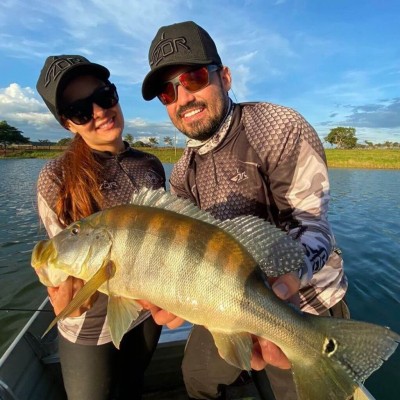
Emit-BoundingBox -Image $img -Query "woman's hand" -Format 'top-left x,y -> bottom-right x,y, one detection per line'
137,300 -> 185,329
47,276 -> 97,317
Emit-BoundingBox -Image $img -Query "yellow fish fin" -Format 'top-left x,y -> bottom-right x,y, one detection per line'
210,330 -> 253,371
291,313 -> 399,399
42,260 -> 116,338
291,354 -> 357,400
107,296 -> 143,349
353,384 -> 376,400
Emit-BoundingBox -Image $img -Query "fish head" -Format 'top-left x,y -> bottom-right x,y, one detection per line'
32,216 -> 112,287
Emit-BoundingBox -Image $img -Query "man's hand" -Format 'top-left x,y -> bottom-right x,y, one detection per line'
250,337 -> 291,370
47,276 -> 97,317
250,271 -> 300,370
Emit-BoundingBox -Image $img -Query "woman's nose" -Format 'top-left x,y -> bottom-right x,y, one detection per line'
92,102 -> 107,117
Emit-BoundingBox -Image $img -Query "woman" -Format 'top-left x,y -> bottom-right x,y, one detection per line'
36,55 -> 166,400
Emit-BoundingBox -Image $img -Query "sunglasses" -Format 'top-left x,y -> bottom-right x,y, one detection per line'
61,83 -> 119,125
157,65 -> 220,105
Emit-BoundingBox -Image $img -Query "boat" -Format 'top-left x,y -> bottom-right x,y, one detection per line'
0,298 -> 273,400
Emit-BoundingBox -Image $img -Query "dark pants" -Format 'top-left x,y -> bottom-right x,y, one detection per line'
181,300 -> 350,400
59,317 -> 162,400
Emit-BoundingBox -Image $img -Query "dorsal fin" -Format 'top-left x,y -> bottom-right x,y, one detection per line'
131,188 -> 305,276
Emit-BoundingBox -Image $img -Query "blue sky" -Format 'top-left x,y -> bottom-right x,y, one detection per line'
0,0 -> 399,146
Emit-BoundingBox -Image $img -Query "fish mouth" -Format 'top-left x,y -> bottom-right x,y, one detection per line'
32,240 -> 56,268
31,240 -> 62,286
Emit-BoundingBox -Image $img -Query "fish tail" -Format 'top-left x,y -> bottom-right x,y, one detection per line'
291,315 -> 400,400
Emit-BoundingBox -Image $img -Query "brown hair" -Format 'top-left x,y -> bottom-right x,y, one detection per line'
56,134 -> 103,226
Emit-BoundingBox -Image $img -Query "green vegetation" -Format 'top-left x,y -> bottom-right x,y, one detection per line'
1,149 -> 62,159
1,119 -> 399,168
0,120 -> 30,149
2,147 -> 399,169
141,147 -> 184,163
324,127 -> 357,149
1,146 -> 185,163
325,149 -> 400,169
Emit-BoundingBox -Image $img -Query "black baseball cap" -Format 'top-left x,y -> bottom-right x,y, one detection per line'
36,55 -> 110,124
142,21 -> 222,101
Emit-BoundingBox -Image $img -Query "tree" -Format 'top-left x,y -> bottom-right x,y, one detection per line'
148,137 -> 158,146
0,120 -> 30,150
58,137 -> 73,146
124,133 -> 134,145
324,127 -> 357,149
133,140 -> 147,147
164,136 -> 173,147
364,140 -> 374,148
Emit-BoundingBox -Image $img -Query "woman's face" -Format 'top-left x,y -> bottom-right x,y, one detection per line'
61,75 -> 125,154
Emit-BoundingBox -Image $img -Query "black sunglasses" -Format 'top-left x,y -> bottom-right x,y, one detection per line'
157,65 -> 220,105
61,83 -> 119,125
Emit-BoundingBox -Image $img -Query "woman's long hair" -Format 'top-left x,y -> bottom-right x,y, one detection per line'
55,134 -> 103,226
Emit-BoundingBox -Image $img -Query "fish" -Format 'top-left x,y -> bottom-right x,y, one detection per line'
31,188 -> 400,400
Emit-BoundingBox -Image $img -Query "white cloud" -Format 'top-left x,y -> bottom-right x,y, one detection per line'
0,83 -> 42,114
0,83 -> 64,140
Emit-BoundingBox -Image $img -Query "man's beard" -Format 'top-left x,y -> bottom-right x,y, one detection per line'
175,96 -> 229,141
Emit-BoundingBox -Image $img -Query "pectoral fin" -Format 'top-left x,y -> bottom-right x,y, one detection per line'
353,384 -> 376,400
107,296 -> 143,349
42,260 -> 116,338
210,330 -> 253,371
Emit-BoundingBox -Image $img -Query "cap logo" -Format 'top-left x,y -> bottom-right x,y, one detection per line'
44,56 -> 85,87
150,32 -> 190,67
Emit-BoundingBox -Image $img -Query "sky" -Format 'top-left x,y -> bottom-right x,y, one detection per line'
0,0 -> 399,147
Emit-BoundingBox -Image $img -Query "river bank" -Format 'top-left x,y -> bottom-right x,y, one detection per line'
1,147 -> 400,169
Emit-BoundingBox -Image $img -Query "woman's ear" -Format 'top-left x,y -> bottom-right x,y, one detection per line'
62,119 -> 75,133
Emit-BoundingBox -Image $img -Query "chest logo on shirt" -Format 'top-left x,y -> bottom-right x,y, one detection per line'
230,168 -> 248,183
100,181 -> 118,190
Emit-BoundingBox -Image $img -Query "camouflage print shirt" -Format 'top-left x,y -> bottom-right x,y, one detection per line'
36,143 -> 165,345
170,102 -> 347,315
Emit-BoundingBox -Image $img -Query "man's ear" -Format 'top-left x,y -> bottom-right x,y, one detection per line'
220,66 -> 232,92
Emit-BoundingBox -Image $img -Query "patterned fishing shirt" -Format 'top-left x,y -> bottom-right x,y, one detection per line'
170,101 -> 347,315
36,143 -> 165,345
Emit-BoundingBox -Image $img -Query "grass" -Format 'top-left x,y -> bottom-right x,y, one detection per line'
325,149 -> 400,169
1,150 -> 62,159
138,147 -> 184,164
2,147 -> 400,169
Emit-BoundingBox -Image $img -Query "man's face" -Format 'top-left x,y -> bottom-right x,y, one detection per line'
158,65 -> 232,141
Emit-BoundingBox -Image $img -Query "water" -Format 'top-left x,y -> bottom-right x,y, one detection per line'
0,159 -> 399,399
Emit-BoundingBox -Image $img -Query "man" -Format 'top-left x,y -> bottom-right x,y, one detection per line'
141,21 -> 348,400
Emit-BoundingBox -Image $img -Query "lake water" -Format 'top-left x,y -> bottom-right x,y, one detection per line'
0,159 -> 399,399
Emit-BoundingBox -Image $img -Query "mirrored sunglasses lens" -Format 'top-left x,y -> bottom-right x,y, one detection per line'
157,67 -> 212,105
181,68 -> 209,91
158,82 -> 176,105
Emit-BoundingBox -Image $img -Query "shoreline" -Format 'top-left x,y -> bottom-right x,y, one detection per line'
1,148 -> 400,169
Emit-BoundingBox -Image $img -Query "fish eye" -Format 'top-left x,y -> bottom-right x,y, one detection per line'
71,224 -> 80,235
